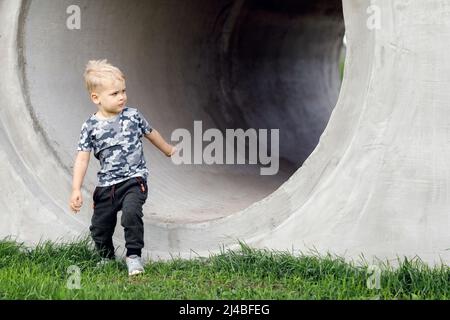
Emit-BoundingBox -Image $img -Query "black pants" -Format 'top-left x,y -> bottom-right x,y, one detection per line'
90,176 -> 148,258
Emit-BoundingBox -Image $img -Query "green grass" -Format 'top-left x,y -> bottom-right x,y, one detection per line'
0,238 -> 448,300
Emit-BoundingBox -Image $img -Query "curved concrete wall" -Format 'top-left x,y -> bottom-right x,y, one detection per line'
1,0 -> 449,265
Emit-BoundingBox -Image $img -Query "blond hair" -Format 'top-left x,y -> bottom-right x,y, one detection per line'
84,59 -> 125,93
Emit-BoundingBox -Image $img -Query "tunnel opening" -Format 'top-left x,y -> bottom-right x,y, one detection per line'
208,0 -> 345,172
22,0 -> 345,223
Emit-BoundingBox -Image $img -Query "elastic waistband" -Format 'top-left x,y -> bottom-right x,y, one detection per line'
98,176 -> 146,188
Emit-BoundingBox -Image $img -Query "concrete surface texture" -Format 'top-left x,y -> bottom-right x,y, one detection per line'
0,0 -> 449,265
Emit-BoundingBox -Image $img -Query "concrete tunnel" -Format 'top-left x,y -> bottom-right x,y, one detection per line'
1,0 -> 449,265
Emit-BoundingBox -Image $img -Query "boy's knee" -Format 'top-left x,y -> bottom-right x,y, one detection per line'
121,207 -> 144,228
121,192 -> 145,223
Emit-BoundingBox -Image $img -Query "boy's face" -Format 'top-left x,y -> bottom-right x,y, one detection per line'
90,78 -> 127,114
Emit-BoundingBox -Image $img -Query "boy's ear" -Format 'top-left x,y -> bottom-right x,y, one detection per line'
90,92 -> 100,105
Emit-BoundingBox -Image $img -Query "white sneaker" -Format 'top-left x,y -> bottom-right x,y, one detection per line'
126,255 -> 145,276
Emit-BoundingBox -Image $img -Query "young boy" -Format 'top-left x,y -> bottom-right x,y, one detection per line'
69,59 -> 175,276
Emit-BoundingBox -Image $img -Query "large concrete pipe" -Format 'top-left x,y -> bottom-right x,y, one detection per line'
0,0 -> 448,265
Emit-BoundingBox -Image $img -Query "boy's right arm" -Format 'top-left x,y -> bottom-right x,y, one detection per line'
70,151 -> 91,213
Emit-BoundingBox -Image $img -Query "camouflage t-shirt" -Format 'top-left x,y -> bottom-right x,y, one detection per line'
77,106 -> 153,187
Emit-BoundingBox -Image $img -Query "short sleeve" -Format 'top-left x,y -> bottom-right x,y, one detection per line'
136,110 -> 153,135
77,122 -> 93,152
